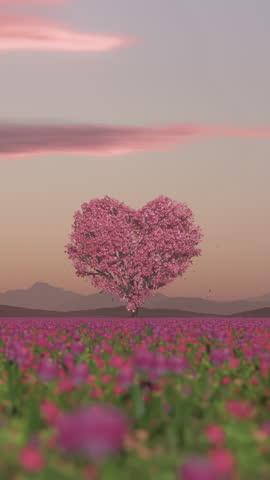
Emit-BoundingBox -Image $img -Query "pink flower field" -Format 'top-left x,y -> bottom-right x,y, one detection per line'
0,316 -> 270,479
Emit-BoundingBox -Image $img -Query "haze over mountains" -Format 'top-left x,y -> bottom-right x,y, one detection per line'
0,282 -> 270,316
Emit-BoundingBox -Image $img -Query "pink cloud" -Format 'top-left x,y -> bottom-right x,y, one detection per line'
0,0 -> 68,4
0,15 -> 137,52
0,122 -> 270,160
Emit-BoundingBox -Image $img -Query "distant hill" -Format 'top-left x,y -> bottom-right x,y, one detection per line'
0,303 -> 269,318
230,307 -> 270,317
0,282 -> 270,316
0,304 -> 226,318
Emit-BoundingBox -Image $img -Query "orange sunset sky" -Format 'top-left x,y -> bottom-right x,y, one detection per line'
0,0 -> 269,301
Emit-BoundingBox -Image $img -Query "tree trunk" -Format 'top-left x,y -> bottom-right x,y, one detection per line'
131,307 -> 139,318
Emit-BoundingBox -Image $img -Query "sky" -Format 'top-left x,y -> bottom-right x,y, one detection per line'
0,0 -> 269,301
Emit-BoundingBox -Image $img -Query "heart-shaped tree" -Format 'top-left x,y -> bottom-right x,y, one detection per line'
65,195 -> 203,316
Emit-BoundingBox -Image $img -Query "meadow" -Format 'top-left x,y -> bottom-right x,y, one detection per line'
0,316 -> 270,479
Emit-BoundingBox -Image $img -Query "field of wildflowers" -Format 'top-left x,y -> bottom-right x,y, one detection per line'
0,316 -> 270,479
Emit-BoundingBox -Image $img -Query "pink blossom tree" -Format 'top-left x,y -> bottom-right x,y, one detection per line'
64,195 -> 203,317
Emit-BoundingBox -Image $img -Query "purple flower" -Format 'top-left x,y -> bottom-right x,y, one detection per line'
210,348 -> 230,366
117,365 -> 135,389
182,384 -> 193,395
70,341 -> 86,356
6,342 -> 32,366
259,352 -> 270,363
69,361 -> 89,385
134,348 -> 156,374
261,421 -> 270,435
6,341 -> 22,361
244,349 -> 256,361
57,404 -> 130,459
167,354 -> 190,375
37,357 -> 59,382
14,346 -> 32,366
93,345 -> 101,354
73,334 -> 81,341
62,352 -> 75,370
179,456 -> 219,480
153,353 -> 169,377
58,344 -> 68,354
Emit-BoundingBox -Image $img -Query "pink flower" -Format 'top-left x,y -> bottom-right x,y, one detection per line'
134,348 -> 156,373
69,361 -> 89,385
167,354 -> 190,374
260,422 -> 270,435
62,352 -> 75,370
41,400 -> 61,426
82,465 -> 98,480
158,345 -> 166,353
226,400 -> 255,420
94,356 -> 105,370
117,365 -> 135,389
204,424 -> 226,446
57,404 -> 130,459
86,374 -> 96,384
113,384 -> 126,396
70,341 -> 86,355
249,376 -> 259,385
179,456 -> 218,480
101,374 -> 111,384
89,387 -> 103,399
210,348 -> 230,366
108,354 -> 126,369
37,357 -> 59,382
57,378 -> 74,393
19,446 -> 45,473
221,377 -> 231,386
177,344 -> 186,353
209,448 -> 236,476
228,356 -> 239,368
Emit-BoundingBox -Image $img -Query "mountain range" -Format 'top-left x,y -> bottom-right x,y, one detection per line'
0,282 -> 270,316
